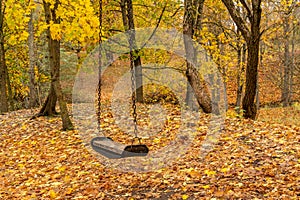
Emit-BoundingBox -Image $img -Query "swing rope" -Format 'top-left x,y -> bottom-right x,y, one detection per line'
91,0 -> 148,159
129,41 -> 139,143
97,0 -> 103,134
97,0 -> 140,142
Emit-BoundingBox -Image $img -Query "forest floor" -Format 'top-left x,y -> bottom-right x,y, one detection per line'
0,105 -> 299,199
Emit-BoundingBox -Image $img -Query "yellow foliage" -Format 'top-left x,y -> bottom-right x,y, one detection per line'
50,23 -> 62,40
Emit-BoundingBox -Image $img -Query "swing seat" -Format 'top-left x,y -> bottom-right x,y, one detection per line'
91,137 -> 149,159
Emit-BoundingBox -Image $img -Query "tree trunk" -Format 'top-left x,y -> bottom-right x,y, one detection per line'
5,64 -> 14,110
236,41 -> 246,114
183,0 -> 212,113
242,36 -> 260,119
185,0 -> 204,111
28,10 -> 39,108
39,84 -> 57,116
38,1 -> 57,116
120,0 -> 143,102
282,15 -> 291,107
256,41 -> 265,114
222,0 -> 262,119
185,83 -> 198,111
40,0 -> 73,130
290,19 -> 295,103
0,0 -> 8,113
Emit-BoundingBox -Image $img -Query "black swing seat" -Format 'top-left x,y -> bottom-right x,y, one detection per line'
91,137 -> 149,159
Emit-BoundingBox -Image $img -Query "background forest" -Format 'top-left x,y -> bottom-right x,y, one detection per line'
0,0 -> 300,199
0,0 -> 299,117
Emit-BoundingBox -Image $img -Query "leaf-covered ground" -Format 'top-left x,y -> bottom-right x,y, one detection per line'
0,107 -> 299,199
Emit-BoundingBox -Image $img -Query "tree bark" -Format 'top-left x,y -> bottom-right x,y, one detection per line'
290,18 -> 295,103
28,10 -> 39,108
236,37 -> 246,114
242,32 -> 260,119
185,0 -> 205,111
222,0 -> 262,119
5,63 -> 14,110
0,0 -> 8,113
39,83 -> 57,116
282,14 -> 291,107
39,0 -> 73,130
183,0 -> 212,113
120,0 -> 143,102
38,1 -> 57,116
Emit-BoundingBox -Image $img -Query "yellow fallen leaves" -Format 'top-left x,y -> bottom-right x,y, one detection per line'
202,185 -> 210,189
185,168 -> 202,178
17,163 -> 25,169
66,187 -> 73,195
0,107 -> 299,199
49,190 -> 57,199
153,138 -> 161,144
64,175 -> 71,183
204,169 -> 216,176
184,167 -> 229,178
220,167 -> 230,173
58,165 -> 66,172
21,123 -> 27,130
51,181 -> 63,186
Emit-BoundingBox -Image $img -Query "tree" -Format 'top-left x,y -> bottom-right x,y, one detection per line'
38,3 -> 57,117
28,8 -> 39,108
236,33 -> 246,113
2,0 -> 36,110
183,0 -> 212,113
0,0 -> 8,113
38,0 -> 73,130
120,0 -> 143,103
280,0 -> 298,107
221,0 -> 262,119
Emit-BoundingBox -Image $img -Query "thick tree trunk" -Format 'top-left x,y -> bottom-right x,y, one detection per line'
40,0 -> 73,130
0,41 -> 8,113
0,0 -> 8,113
185,83 -> 198,111
183,0 -> 212,113
242,38 -> 260,119
222,0 -> 262,119
186,65 -> 212,113
28,10 -> 39,108
38,1 -> 57,116
50,38 -> 73,130
39,84 -> 57,116
185,0 -> 205,111
120,0 -> 143,102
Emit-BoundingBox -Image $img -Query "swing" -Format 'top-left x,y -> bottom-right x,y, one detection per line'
91,137 -> 149,159
91,0 -> 149,159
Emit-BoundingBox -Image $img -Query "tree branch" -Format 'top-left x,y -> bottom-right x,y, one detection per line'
221,0 -> 250,41
139,4 -> 166,50
240,0 -> 252,21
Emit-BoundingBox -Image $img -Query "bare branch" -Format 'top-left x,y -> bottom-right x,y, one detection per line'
240,0 -> 252,20
221,0 -> 250,41
139,4 -> 166,50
